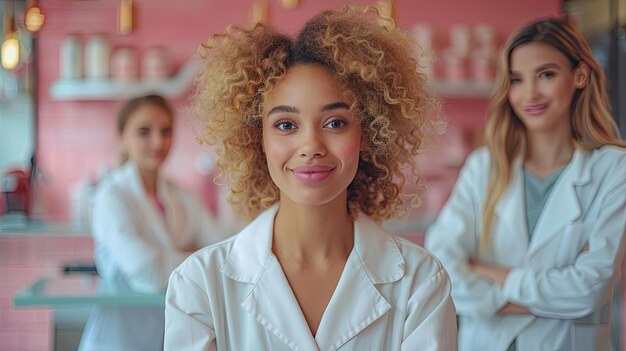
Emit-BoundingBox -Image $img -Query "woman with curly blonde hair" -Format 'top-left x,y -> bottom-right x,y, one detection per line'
426,17 -> 626,351
164,5 -> 456,351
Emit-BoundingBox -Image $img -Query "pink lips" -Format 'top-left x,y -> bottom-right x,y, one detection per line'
291,164 -> 335,183
524,103 -> 548,116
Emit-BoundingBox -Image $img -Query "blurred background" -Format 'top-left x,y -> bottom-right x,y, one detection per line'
0,0 -> 624,350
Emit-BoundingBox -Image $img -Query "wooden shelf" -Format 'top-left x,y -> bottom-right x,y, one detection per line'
49,60 -> 200,101
434,80 -> 494,99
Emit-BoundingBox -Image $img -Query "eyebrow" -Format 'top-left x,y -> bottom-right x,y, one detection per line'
320,101 -> 350,112
267,105 -> 299,116
267,101 -> 350,117
510,63 -> 562,75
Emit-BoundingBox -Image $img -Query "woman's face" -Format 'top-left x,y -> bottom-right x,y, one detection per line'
121,104 -> 173,172
262,64 -> 362,207
508,42 -> 582,136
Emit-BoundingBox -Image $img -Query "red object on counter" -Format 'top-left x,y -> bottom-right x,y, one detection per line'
1,170 -> 30,215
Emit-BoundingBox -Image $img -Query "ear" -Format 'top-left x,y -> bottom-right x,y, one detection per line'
574,62 -> 590,89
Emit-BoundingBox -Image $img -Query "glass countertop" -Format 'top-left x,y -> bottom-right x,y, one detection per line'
13,275 -> 165,308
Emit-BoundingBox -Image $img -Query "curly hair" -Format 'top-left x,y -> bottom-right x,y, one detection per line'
191,5 -> 440,221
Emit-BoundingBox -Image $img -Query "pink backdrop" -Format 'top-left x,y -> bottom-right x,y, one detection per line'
21,1 -> 626,351
35,0 -> 561,222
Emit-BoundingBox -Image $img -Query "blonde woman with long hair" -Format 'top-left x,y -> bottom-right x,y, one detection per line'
426,18 -> 626,351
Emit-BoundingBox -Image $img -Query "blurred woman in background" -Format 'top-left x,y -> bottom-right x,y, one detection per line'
426,18 -> 626,351
79,94 -> 226,351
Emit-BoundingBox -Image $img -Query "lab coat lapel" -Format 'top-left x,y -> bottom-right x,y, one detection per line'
314,214 -> 401,351
494,157 -> 530,255
526,149 -> 589,257
157,179 -> 189,248
221,205 -> 319,351
123,162 -> 172,247
241,255 -> 320,351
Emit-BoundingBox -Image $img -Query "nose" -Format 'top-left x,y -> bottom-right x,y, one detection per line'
151,131 -> 168,148
524,80 -> 541,101
299,128 -> 326,159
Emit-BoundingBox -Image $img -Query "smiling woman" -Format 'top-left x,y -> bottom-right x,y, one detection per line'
262,64 -> 362,208
164,5 -> 457,351
77,95 -> 226,351
425,17 -> 626,351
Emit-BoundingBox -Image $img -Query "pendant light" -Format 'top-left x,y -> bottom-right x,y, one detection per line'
119,0 -> 134,35
24,0 -> 45,33
280,0 -> 298,10
251,0 -> 269,24
2,0 -> 20,70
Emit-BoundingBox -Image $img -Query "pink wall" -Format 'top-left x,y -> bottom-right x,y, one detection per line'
1,236 -> 93,351
28,3 -> 626,350
35,0 -> 561,222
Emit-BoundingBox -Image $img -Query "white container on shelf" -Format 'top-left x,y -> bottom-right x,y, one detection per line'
449,24 -> 471,58
59,34 -> 82,79
85,34 -> 110,80
110,47 -> 138,82
411,24 -> 436,79
142,47 -> 171,80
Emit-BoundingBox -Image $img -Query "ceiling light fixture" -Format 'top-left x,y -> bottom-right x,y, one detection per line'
24,0 -> 45,33
2,0 -> 20,70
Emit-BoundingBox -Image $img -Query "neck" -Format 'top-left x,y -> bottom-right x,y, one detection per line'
525,127 -> 574,175
272,191 -> 354,268
137,166 -> 159,195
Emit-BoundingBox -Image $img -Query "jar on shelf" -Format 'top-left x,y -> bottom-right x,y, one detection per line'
441,48 -> 467,83
142,47 -> 171,80
411,24 -> 436,79
470,50 -> 496,83
449,24 -> 471,58
59,34 -> 82,80
110,47 -> 138,82
85,34 -> 110,80
470,24 -> 497,83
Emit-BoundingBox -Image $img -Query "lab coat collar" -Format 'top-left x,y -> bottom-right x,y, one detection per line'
117,162 -> 183,247
494,156 -> 530,254
118,161 -> 170,199
494,149 -> 591,258
526,148 -> 590,257
220,203 -> 405,284
220,204 -> 404,350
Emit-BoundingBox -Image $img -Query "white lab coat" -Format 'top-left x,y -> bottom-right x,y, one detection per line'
79,161 -> 226,351
164,204 -> 458,351
425,146 -> 626,351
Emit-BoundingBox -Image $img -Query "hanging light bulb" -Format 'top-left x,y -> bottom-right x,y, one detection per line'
119,0 -> 134,35
251,0 -> 269,24
280,0 -> 299,10
24,0 -> 45,33
1,36 -> 20,70
2,0 -> 20,70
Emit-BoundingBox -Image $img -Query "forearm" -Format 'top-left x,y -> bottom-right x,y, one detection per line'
498,303 -> 530,315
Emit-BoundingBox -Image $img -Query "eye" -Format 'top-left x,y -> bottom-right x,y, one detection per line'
274,119 -> 297,131
138,128 -> 149,136
510,77 -> 522,85
161,127 -> 172,136
324,119 -> 347,129
539,71 -> 556,79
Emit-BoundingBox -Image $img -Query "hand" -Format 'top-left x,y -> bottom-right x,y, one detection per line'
498,303 -> 530,315
468,258 -> 510,287
180,245 -> 199,254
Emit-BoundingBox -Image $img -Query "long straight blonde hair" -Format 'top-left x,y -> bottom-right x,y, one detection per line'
481,18 -> 625,254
